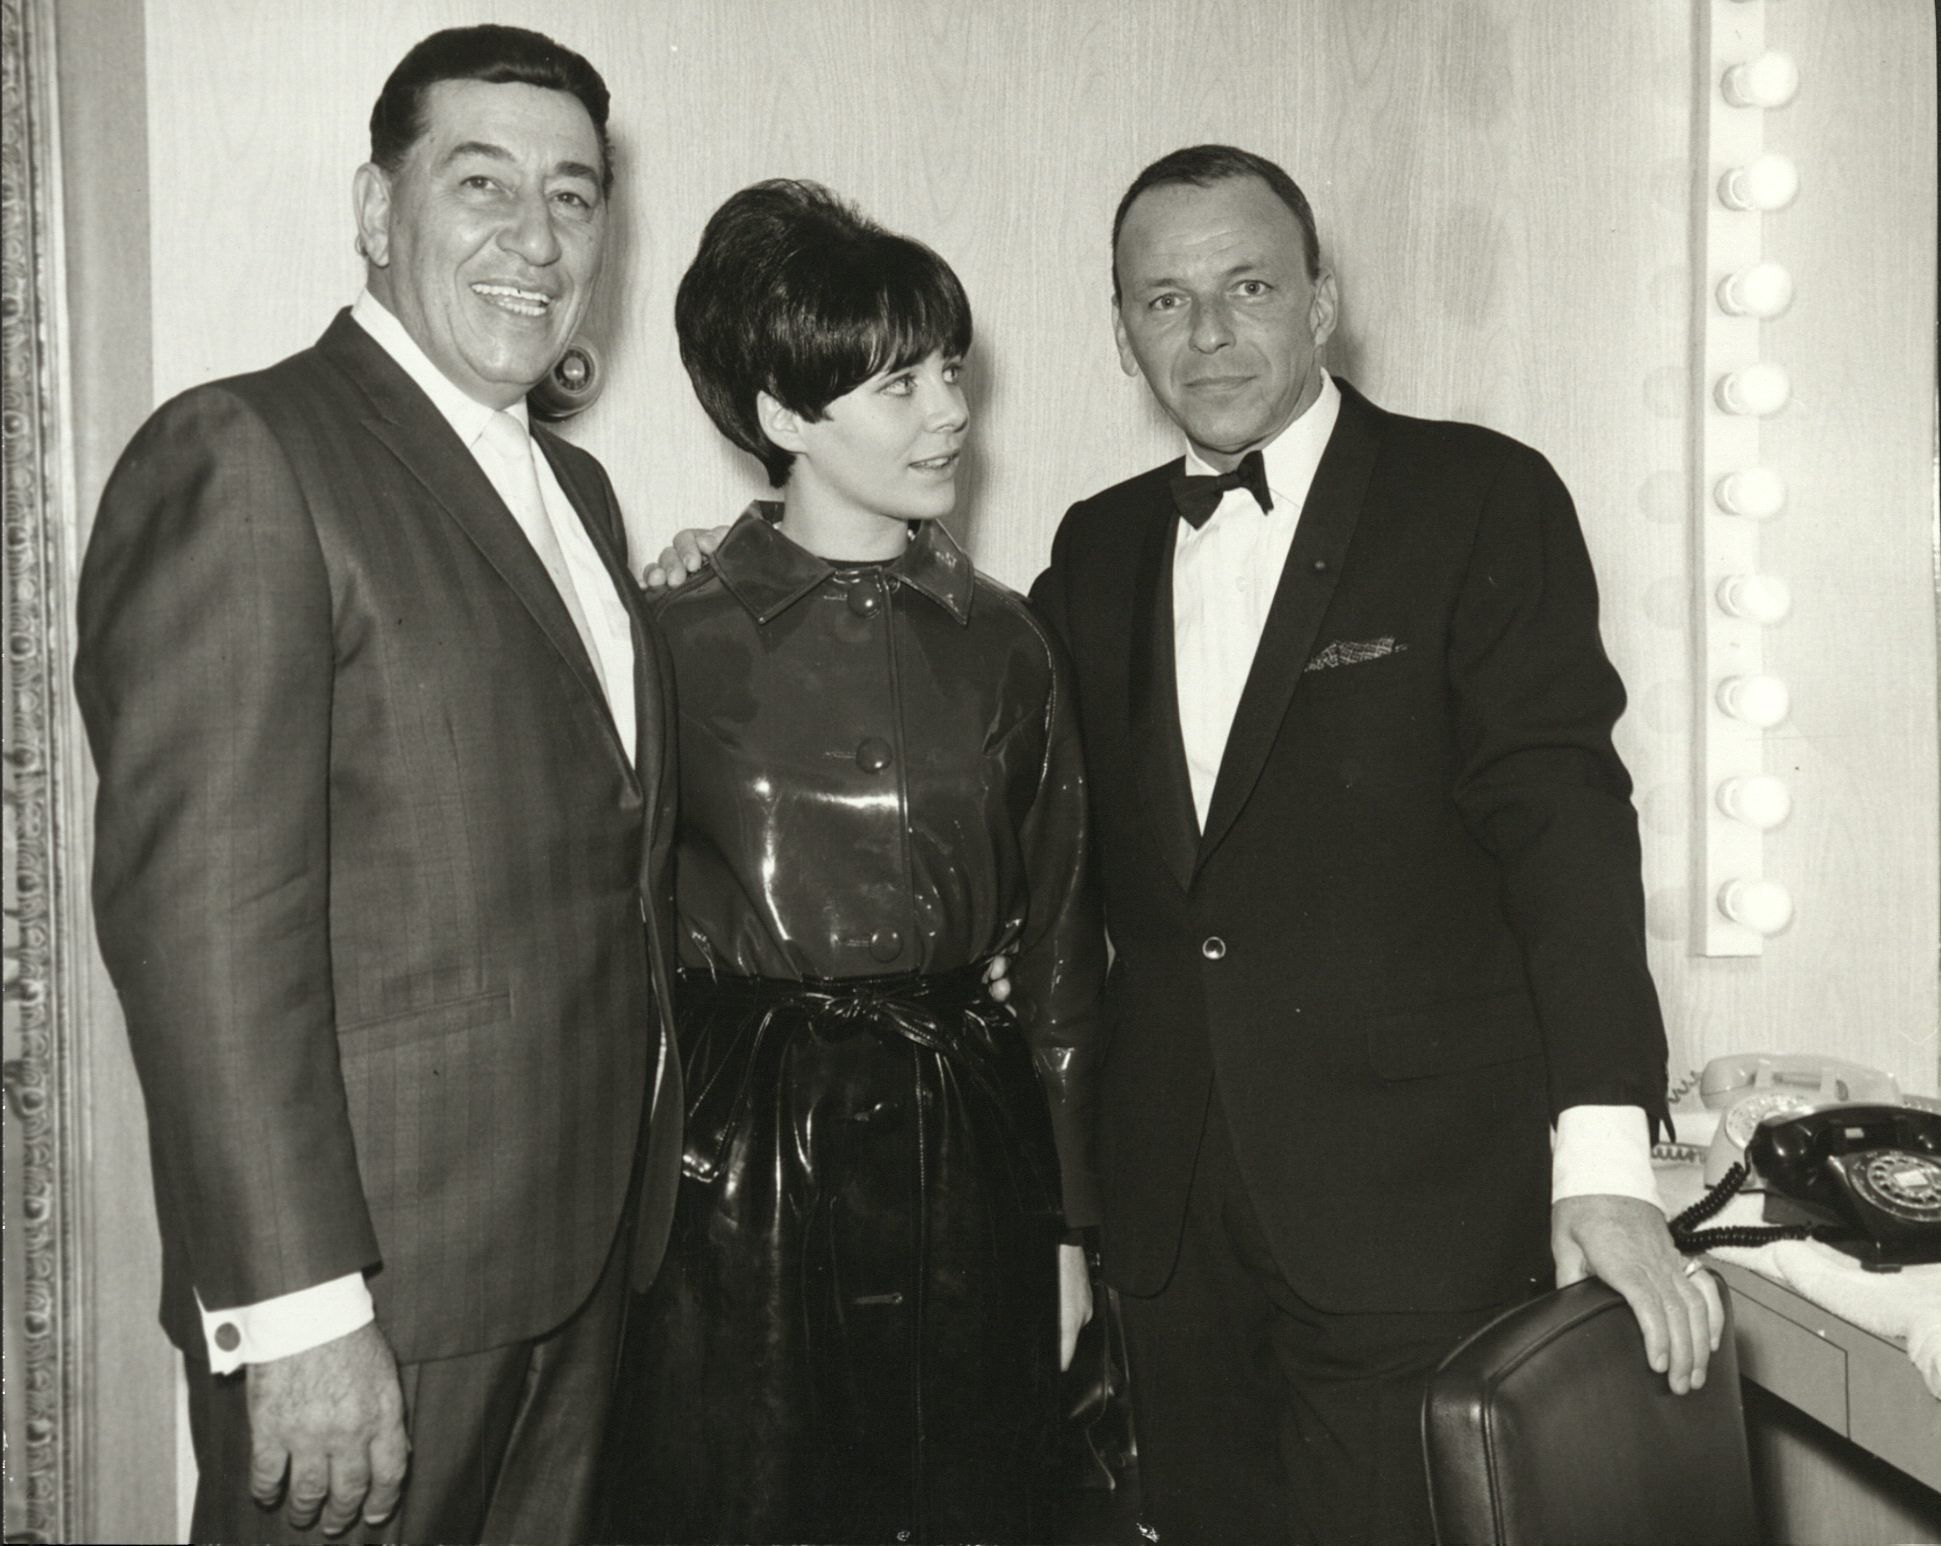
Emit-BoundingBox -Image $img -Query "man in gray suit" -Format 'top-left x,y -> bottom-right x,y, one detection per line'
75,26 -> 681,1542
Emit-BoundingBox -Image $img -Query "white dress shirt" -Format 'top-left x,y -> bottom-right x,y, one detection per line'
195,293 -> 639,1373
1168,371 -> 1657,1213
1174,374 -> 1341,824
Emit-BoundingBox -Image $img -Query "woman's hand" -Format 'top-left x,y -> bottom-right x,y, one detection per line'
1057,1241 -> 1094,1371
640,525 -> 729,589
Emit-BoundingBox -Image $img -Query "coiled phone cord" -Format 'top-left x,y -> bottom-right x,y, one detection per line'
1669,1160 -> 1821,1254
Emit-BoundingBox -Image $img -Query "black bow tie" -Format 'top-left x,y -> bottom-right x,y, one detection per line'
1170,449 -> 1275,529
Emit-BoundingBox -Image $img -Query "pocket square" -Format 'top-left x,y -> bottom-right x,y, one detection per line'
1304,636 -> 1408,673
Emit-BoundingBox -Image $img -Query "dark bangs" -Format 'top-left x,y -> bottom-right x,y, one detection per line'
766,230 -> 973,422
676,179 -> 973,485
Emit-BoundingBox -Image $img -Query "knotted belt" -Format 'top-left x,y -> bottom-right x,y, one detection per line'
675,961 -> 1057,1213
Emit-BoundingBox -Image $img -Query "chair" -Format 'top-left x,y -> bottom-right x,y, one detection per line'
1423,1276 -> 1759,1545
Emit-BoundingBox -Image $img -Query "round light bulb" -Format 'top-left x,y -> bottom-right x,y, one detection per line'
1718,673 -> 1791,728
1720,152 -> 1799,212
1718,877 -> 1795,935
1714,467 -> 1787,519
1722,51 -> 1800,109
1717,774 -> 1793,830
1716,361 -> 1791,416
1717,261 -> 1795,319
1717,573 -> 1793,625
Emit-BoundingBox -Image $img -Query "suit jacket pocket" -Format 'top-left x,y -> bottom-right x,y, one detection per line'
1365,988 -> 1542,1080
339,989 -> 512,1055
1295,647 -> 1427,699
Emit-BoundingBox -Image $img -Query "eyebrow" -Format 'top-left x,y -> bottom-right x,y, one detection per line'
1131,263 -> 1262,292
441,140 -> 514,170
441,141 -> 604,187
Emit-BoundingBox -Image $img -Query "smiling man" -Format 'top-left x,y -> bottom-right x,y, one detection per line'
75,26 -> 683,1544
1025,144 -> 1724,1545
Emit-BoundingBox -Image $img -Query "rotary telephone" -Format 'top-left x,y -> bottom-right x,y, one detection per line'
1674,1054 -> 1941,1270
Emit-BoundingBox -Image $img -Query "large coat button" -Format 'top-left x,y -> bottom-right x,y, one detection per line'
846,584 -> 882,617
1201,936 -> 1227,960
869,928 -> 904,961
857,736 -> 893,772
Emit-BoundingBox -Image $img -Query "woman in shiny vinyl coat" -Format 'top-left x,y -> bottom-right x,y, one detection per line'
598,180 -> 1103,1546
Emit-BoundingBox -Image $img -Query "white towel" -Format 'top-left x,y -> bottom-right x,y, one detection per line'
1660,1161 -> 1941,1398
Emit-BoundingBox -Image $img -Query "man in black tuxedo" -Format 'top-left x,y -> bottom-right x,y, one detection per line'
1025,145 -> 1724,1545
76,27 -> 682,1543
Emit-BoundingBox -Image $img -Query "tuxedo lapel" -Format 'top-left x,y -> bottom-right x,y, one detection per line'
318,315 -> 619,760
1195,385 -> 1385,871
1127,482 -> 1199,894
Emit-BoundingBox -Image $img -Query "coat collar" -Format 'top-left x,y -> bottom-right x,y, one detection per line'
711,503 -> 976,626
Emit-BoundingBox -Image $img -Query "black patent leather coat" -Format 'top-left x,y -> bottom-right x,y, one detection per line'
650,506 -> 1104,1223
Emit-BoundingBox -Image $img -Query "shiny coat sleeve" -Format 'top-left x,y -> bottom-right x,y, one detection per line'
74,387 -> 380,1311
1009,598 -> 1106,1227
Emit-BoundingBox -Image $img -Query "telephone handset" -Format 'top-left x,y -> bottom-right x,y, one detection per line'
1698,1052 -> 1902,1186
1746,1105 -> 1941,1267
1675,1054 -> 1941,1269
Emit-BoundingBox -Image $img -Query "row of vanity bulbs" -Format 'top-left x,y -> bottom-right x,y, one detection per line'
1711,45 -> 1799,939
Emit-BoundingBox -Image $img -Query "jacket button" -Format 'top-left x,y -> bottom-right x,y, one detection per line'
869,928 -> 904,962
846,584 -> 882,617
856,736 -> 893,773
1201,936 -> 1227,960
850,1099 -> 900,1126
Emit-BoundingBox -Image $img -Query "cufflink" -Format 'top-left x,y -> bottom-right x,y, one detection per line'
214,1322 -> 241,1353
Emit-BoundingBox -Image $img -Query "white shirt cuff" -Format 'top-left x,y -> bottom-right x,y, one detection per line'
1551,1104 -> 1662,1211
196,1273 -> 375,1375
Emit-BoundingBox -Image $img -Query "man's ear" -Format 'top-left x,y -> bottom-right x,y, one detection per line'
352,163 -> 393,267
1309,268 -> 1340,349
1111,299 -> 1142,380
756,390 -> 809,454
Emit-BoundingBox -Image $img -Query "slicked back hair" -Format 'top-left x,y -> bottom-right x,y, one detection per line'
1110,144 -> 1321,299
369,24 -> 614,194
675,179 -> 973,487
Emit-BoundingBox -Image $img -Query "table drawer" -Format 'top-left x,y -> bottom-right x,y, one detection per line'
1730,1289 -> 1850,1436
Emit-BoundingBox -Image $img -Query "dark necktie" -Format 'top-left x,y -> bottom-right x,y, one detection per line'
1170,448 -> 1275,529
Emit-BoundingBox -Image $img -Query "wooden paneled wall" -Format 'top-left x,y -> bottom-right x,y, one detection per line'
140,0 -> 1938,1096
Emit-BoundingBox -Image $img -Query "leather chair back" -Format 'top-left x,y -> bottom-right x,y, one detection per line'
1423,1277 -> 1758,1545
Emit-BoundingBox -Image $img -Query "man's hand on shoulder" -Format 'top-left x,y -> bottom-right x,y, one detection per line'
1551,1193 -> 1724,1395
247,1320 -> 408,1536
640,524 -> 729,589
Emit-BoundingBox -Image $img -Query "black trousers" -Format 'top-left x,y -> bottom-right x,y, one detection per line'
184,1223 -> 630,1546
1117,1092 -> 1519,1546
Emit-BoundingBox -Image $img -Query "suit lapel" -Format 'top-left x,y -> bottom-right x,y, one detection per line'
318,315 -> 626,772
1195,385 -> 1385,872
1127,478 -> 1199,894
534,432 -> 654,791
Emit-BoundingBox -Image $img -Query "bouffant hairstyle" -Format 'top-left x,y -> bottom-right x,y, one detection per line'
369,25 -> 614,194
1110,143 -> 1322,298
675,180 -> 973,487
